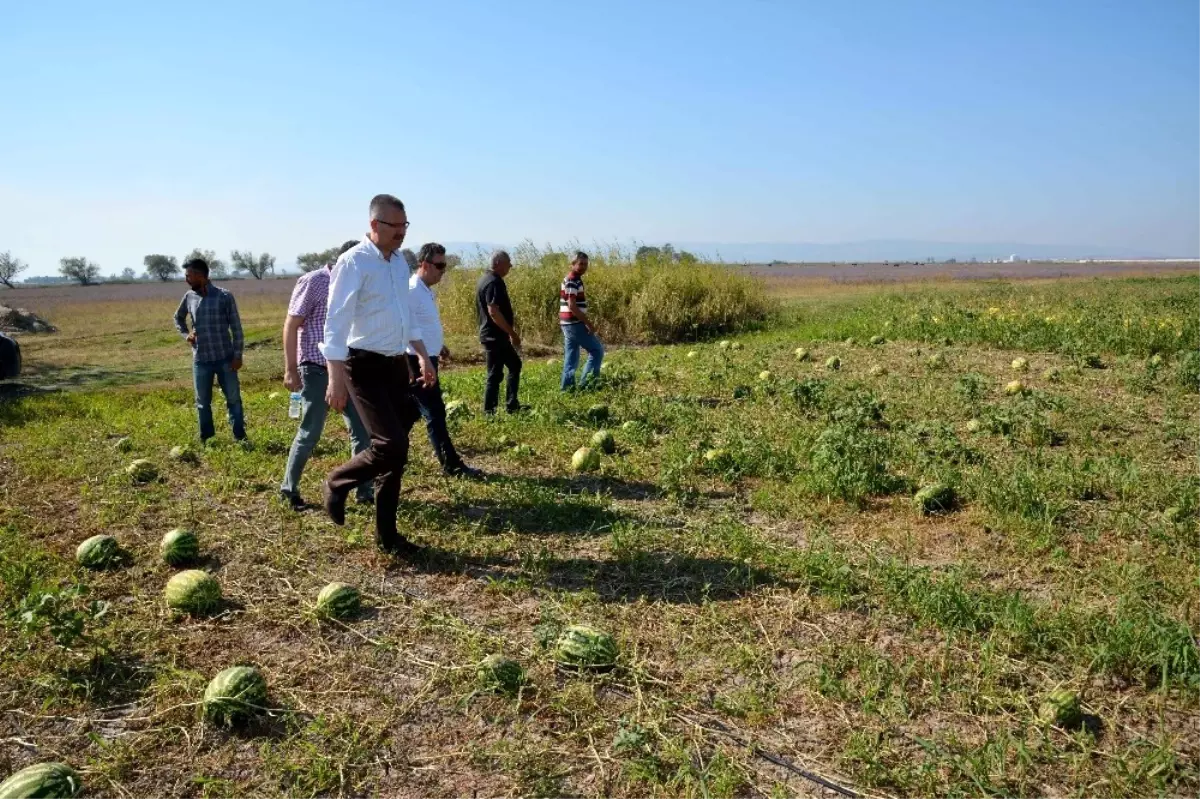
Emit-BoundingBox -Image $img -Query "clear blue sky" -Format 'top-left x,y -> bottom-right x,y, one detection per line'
1,0 -> 1196,275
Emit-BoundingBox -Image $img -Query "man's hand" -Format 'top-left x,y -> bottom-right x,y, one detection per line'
326,369 -> 349,411
186,332 -> 197,346
418,355 -> 438,388
231,356 -> 243,372
439,345 -> 450,360
284,368 -> 301,391
510,332 -> 522,349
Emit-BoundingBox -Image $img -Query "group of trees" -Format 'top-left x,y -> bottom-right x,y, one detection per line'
138,250 -> 275,283
635,244 -> 699,265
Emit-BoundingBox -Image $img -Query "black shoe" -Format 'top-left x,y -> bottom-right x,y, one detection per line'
445,464 -> 484,480
377,534 -> 423,560
322,481 -> 346,526
279,490 -> 307,512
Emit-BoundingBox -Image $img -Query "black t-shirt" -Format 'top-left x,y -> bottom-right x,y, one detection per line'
476,271 -> 514,344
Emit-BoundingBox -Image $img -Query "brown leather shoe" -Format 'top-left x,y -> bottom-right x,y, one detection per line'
322,481 -> 346,526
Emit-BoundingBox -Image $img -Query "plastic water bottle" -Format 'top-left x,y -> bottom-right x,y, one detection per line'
288,392 -> 302,419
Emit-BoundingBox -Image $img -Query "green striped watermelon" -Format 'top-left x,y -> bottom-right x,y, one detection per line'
914,484 -> 956,515
160,528 -> 199,566
477,654 -> 526,695
590,430 -> 616,454
76,535 -> 119,569
164,570 -> 221,615
553,624 -> 618,669
571,447 -> 601,473
0,762 -> 81,798
315,582 -> 361,620
1038,688 -> 1083,728
203,665 -> 268,726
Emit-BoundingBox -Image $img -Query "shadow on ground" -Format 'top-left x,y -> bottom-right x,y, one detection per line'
412,547 -> 788,604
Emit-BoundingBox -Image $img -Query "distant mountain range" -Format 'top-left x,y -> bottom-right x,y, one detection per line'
435,239 -> 1184,263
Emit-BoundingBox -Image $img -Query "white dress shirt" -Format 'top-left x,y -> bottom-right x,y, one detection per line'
320,237 -> 423,362
405,274 -> 444,357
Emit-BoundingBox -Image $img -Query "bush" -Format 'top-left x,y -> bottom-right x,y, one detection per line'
437,242 -> 774,346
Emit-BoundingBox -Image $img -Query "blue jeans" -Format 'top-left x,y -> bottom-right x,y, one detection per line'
281,364 -> 373,502
561,324 -> 604,390
194,356 -> 246,441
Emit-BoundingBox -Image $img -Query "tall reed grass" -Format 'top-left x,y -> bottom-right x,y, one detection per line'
436,242 -> 774,346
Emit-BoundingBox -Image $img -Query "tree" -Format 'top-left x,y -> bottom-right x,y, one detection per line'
0,251 -> 28,288
120,267 -> 137,281
183,248 -> 228,279
635,245 -> 662,264
143,254 -> 180,281
230,251 -> 275,280
296,246 -> 342,273
676,250 -> 698,265
59,257 -> 102,286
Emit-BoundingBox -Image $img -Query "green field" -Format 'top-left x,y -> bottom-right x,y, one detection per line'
1,274 -> 1197,797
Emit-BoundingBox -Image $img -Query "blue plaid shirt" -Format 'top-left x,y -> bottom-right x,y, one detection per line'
174,284 -> 244,363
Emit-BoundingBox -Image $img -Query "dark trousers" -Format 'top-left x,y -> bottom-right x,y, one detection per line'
406,355 -> 464,472
326,349 -> 420,541
482,338 -> 522,414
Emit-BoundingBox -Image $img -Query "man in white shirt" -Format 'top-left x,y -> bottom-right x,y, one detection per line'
406,243 -> 482,479
320,194 -> 438,559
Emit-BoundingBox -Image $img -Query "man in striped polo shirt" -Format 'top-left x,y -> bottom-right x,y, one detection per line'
559,251 -> 605,391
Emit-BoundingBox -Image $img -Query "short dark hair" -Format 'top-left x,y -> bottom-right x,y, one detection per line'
183,257 -> 209,277
338,239 -> 358,256
369,194 -> 405,218
418,242 -> 446,264
573,250 -> 588,263
491,250 -> 510,269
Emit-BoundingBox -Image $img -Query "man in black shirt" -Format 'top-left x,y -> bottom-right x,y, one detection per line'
476,250 -> 522,414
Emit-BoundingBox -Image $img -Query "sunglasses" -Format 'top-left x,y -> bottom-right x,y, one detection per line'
429,261 -> 447,270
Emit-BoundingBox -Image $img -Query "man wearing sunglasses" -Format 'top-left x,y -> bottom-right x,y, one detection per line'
406,243 -> 482,479
320,194 -> 437,559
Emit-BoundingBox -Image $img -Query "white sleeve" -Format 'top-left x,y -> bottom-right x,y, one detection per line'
320,257 -> 360,362
406,282 -> 423,344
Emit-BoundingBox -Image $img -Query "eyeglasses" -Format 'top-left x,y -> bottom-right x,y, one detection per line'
376,219 -> 410,230
424,261 -> 447,270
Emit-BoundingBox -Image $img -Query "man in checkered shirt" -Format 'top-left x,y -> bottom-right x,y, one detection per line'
174,257 -> 247,443
279,240 -> 373,511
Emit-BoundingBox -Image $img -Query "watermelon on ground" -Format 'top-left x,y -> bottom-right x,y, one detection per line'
1011,357 -> 1029,372
445,400 -> 469,420
572,447 -> 601,473
76,535 -> 120,569
315,582 -> 361,620
553,624 -> 618,669
590,430 -> 616,454
168,445 -> 199,464
160,529 -> 199,566
477,654 -> 526,695
203,666 -> 268,726
794,347 -> 811,362
1004,379 -> 1026,396
914,484 -> 956,515
824,356 -> 841,371
126,458 -> 158,483
0,762 -> 82,799
165,570 -> 221,615
1038,688 -> 1083,728
869,335 -> 886,345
